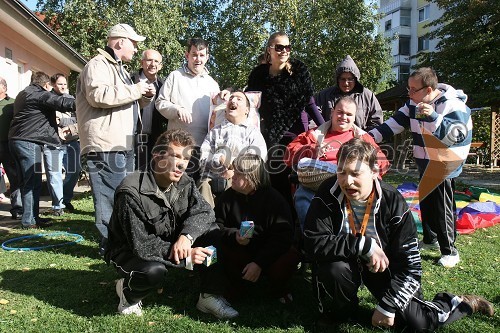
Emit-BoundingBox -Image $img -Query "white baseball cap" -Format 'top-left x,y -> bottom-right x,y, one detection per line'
107,23 -> 146,42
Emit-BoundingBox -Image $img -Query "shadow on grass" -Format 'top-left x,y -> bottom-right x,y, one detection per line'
0,266 -> 117,317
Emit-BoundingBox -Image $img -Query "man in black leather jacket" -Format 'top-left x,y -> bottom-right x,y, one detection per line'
8,71 -> 75,228
105,129 -> 238,319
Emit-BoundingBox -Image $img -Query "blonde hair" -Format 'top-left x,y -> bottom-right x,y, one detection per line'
265,31 -> 292,75
232,154 -> 270,190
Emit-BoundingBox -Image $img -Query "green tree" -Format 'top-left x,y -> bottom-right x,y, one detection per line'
35,0 -> 392,94
37,0 -> 186,77
416,0 -> 500,108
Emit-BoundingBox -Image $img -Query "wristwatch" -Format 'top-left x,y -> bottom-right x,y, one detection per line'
182,233 -> 194,245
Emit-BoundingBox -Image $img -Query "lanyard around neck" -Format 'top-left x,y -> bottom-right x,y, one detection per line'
345,191 -> 375,236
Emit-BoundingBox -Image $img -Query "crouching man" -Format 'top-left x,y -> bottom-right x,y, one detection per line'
303,138 -> 493,331
104,129 -> 238,319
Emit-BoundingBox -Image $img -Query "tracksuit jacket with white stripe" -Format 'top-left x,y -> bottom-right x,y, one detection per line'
370,83 -> 472,178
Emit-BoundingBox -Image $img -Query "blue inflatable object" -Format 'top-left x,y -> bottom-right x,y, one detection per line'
1,232 -> 84,251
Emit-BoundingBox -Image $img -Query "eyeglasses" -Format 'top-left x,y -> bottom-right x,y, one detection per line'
407,86 -> 427,94
270,44 -> 291,53
339,78 -> 356,83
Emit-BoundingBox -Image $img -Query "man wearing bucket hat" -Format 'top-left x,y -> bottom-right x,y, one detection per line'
76,23 -> 154,255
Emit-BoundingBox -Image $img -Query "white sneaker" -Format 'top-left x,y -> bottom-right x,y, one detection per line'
116,278 -> 143,316
419,240 -> 440,251
438,253 -> 460,268
196,293 -> 239,319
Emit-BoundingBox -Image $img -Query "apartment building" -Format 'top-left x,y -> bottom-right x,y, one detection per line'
378,0 -> 443,83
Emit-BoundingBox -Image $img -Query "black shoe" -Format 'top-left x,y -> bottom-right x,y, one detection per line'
63,202 -> 75,212
35,218 -> 53,228
11,211 -> 23,220
22,224 -> 39,230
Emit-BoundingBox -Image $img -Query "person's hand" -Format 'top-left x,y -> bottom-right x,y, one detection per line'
242,262 -> 261,282
221,169 -> 234,180
177,107 -> 192,124
416,102 -> 434,118
371,308 -> 394,328
366,242 -> 389,273
235,231 -> 250,246
137,81 -> 150,95
190,246 -> 213,265
219,89 -> 232,101
144,83 -> 156,97
168,235 -> 192,264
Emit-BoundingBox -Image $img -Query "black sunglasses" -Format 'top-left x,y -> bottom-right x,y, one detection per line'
270,44 -> 291,53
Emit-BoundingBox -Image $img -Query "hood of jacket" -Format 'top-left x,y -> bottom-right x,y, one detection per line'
436,83 -> 468,104
336,55 -> 361,82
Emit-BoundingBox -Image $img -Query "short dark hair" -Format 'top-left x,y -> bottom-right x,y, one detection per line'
153,129 -> 195,155
337,138 -> 379,173
31,72 -> 50,86
50,73 -> 66,85
410,67 -> 438,90
186,37 -> 209,53
333,95 -> 357,111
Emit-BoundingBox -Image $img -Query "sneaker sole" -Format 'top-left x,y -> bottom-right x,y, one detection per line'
196,303 -> 238,319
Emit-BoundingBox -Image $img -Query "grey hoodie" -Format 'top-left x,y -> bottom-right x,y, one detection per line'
315,55 -> 383,131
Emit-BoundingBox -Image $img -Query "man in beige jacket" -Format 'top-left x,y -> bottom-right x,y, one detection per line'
76,23 -> 152,255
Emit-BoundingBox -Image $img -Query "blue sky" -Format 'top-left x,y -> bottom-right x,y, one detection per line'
22,0 -> 38,10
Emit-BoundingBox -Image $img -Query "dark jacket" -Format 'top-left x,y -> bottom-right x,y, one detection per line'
130,69 -> 167,145
215,186 -> 294,269
0,96 -> 14,142
303,176 -> 422,316
104,170 -> 216,267
315,55 -> 383,131
9,84 -> 75,146
246,59 -> 324,146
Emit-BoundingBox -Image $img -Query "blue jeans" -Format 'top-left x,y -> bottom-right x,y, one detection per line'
85,150 -> 134,247
62,140 -> 81,203
43,145 -> 65,210
294,185 -> 316,231
9,139 -> 43,226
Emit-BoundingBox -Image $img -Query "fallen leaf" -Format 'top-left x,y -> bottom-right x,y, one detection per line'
148,322 -> 155,326
31,318 -> 37,322
0,299 -> 9,305
10,310 -> 17,314
173,314 -> 183,319
157,288 -> 163,294
49,264 -> 56,267
22,267 -> 30,272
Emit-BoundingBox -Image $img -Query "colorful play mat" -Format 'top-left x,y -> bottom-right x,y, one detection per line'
397,183 -> 500,234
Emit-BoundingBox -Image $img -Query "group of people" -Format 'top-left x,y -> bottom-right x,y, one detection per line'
0,72 -> 80,229
4,22 -> 494,331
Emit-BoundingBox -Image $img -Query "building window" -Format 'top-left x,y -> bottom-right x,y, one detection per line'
418,36 -> 430,51
385,19 -> 392,31
418,5 -> 430,22
400,9 -> 411,27
399,65 -> 410,83
5,48 -> 12,60
399,37 -> 410,55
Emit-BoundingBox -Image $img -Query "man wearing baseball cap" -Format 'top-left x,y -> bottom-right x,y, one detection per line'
76,23 -> 154,256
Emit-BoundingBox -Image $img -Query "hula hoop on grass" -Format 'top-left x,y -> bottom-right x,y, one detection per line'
1,232 -> 84,251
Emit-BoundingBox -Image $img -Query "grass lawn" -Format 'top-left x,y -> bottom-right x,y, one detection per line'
0,175 -> 498,333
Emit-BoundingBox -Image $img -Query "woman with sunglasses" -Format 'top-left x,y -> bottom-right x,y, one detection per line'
246,31 -> 324,207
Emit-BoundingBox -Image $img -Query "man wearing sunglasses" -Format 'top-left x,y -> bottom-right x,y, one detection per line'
369,67 -> 472,268
315,55 -> 383,131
